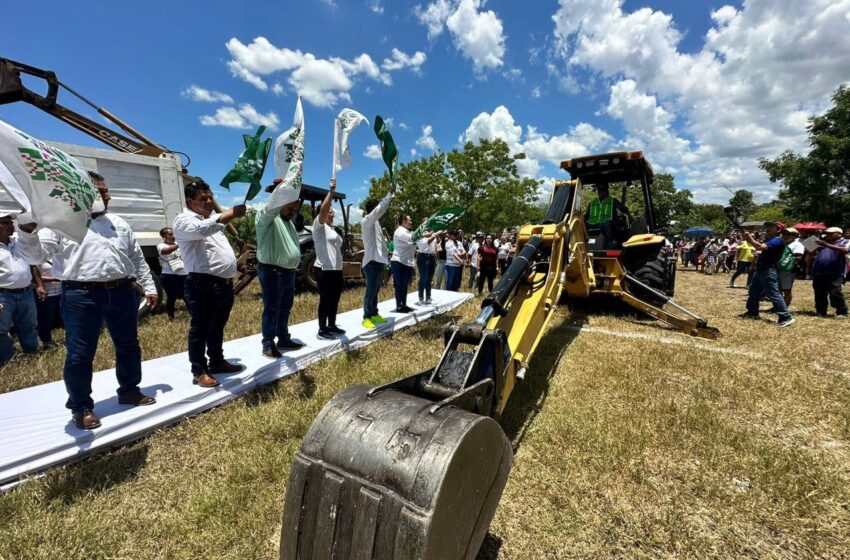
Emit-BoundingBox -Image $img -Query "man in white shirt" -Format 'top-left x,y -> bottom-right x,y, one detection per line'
416,228 -> 441,305
173,180 -> 246,389
0,213 -> 40,366
360,185 -> 395,328
17,172 -> 159,430
391,213 -> 416,313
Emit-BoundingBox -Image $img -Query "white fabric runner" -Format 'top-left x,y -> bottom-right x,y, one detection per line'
0,289 -> 472,489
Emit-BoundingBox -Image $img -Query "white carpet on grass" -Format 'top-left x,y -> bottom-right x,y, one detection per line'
0,289 -> 473,489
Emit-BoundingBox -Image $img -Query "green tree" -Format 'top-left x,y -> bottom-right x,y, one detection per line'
682,203 -> 729,236
363,138 -> 542,234
620,173 -> 693,233
759,85 -> 850,225
229,207 -> 257,246
728,189 -> 756,221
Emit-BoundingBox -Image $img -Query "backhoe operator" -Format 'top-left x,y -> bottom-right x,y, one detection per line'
586,183 -> 632,249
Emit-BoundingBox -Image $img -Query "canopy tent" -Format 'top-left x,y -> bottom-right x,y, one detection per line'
793,222 -> 826,232
683,226 -> 715,238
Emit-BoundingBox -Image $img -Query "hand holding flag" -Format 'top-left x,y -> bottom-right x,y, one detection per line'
411,207 -> 466,241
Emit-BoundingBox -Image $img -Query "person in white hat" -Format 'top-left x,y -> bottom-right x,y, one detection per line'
0,212 -> 40,366
812,226 -> 848,318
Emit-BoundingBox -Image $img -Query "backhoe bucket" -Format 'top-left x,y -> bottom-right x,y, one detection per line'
280,385 -> 513,560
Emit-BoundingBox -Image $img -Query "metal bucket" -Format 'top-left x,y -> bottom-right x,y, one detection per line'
280,385 -> 513,560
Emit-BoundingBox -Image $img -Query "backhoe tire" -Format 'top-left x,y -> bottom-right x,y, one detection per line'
297,247 -> 318,293
624,247 -> 673,307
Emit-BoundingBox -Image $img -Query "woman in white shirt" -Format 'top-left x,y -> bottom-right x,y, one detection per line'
497,234 -> 512,276
158,227 -> 188,320
391,214 -> 416,312
415,225 -> 441,305
312,179 -> 345,339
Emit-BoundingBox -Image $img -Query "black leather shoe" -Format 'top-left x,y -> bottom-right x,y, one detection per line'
317,329 -> 336,340
277,339 -> 305,350
327,325 -> 346,335
262,346 -> 282,358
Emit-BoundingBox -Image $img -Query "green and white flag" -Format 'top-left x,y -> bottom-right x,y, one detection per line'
412,207 -> 466,241
220,125 -> 272,202
0,119 -> 97,243
373,115 -> 398,185
332,108 -> 368,180
271,96 -> 305,206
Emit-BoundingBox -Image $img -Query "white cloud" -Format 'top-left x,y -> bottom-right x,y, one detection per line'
199,104 -> 280,130
271,83 -> 284,95
461,105 -> 611,181
399,122 -> 410,130
381,48 -> 427,72
364,144 -> 382,159
550,0 -> 850,201
369,0 -> 384,14
531,86 -> 541,99
181,85 -> 234,104
225,37 -> 425,107
416,0 -> 506,73
416,124 -> 438,151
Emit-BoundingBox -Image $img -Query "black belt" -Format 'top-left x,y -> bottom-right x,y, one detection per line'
188,272 -> 233,285
62,278 -> 133,290
0,285 -> 32,293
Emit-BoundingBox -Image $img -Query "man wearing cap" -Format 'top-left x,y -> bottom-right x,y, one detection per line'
585,183 -> 632,249
0,212 -> 40,366
777,227 -> 804,307
173,180 -> 246,389
466,232 -> 483,290
741,221 -> 794,326
17,171 -> 160,429
811,226 -> 848,318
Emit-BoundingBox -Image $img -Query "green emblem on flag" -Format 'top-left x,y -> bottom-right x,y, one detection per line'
15,130 -> 96,214
220,125 -> 273,202
412,207 -> 466,241
373,115 -> 398,184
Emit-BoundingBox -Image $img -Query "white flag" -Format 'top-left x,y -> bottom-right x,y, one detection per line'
332,108 -> 368,180
271,97 -> 305,207
0,119 -> 96,243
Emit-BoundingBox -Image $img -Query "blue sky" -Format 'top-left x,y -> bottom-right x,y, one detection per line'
2,0 -> 849,216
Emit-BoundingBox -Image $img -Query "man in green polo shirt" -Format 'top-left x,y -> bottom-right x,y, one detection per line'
586,183 -> 631,249
256,181 -> 303,358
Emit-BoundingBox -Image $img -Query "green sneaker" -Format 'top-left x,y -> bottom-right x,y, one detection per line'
371,314 -> 388,324
362,318 -> 376,329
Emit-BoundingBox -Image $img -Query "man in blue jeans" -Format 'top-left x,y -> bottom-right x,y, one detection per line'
0,213 -> 39,365
742,221 -> 794,327
255,180 -> 303,358
360,184 -> 395,328
18,173 -> 160,429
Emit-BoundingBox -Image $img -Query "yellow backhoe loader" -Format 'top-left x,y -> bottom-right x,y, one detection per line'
279,151 -> 718,559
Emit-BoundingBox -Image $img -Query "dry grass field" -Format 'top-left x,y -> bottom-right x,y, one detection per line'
1,269 -> 849,559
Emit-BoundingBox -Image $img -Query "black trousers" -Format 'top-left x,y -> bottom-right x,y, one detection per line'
184,274 -> 234,375
477,267 -> 497,294
316,268 -> 343,329
160,273 -> 186,319
813,273 -> 848,316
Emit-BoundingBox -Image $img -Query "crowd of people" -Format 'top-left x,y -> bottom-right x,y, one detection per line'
0,173 -> 522,430
674,223 -> 850,326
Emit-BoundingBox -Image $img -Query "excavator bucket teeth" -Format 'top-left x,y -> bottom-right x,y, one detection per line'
280,385 -> 513,560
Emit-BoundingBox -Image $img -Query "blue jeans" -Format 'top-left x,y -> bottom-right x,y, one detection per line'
391,261 -> 414,308
61,283 -> 142,413
36,293 -> 61,344
363,261 -> 384,318
184,274 -> 235,375
435,260 -> 446,289
417,253 -> 436,300
257,263 -> 296,349
746,267 -> 790,321
0,286 -> 38,365
446,265 -> 462,292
